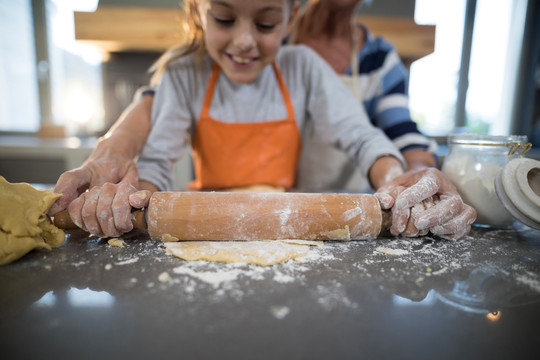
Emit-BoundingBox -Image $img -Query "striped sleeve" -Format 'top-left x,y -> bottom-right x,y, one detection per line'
356,30 -> 437,154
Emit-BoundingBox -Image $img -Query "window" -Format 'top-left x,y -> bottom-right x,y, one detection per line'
466,0 -> 528,135
48,0 -> 103,135
410,0 -> 528,137
0,0 -> 40,132
0,0 -> 103,135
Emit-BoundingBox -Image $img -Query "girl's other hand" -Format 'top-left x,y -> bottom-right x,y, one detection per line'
67,180 -> 151,238
375,168 -> 477,240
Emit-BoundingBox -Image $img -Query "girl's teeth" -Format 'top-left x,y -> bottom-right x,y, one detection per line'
232,56 -> 251,64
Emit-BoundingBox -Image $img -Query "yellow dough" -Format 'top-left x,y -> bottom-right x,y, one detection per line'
0,176 -> 65,265
162,233 -> 180,242
164,240 -> 315,266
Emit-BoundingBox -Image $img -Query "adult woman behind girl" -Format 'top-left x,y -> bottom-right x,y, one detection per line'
291,0 -> 438,192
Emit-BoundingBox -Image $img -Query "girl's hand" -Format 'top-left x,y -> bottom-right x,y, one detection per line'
375,168 -> 477,240
67,180 -> 151,238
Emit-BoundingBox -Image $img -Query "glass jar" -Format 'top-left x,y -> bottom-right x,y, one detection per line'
441,134 -> 530,228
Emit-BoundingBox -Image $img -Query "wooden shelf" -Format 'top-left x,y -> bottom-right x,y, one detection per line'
74,6 -> 435,61
74,6 -> 187,53
358,16 -> 435,62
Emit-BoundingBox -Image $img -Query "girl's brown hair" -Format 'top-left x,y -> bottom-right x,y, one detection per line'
149,0 -> 206,86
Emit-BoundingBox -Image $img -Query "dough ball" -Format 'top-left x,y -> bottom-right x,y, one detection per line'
0,176 -> 65,265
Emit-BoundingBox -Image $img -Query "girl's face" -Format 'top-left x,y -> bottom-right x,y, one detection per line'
200,0 -> 293,84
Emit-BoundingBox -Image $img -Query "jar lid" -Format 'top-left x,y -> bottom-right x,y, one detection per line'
495,158 -> 540,230
448,134 -> 528,146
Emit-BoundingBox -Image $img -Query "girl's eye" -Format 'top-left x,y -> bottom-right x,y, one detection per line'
256,23 -> 276,32
213,17 -> 234,26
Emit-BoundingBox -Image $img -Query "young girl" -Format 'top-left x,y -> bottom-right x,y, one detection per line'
54,0 -> 475,239
136,0 -> 404,193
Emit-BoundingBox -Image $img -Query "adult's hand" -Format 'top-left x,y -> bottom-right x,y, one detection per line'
48,144 -> 139,216
375,168 -> 477,240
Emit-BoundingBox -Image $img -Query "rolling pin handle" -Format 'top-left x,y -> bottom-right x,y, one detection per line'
53,209 -> 148,231
52,210 -> 79,230
131,209 -> 147,230
380,209 -> 392,236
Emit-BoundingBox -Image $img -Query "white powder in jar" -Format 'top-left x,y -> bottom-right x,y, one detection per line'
442,153 -> 513,226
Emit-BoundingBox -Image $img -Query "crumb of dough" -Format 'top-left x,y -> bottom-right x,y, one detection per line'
162,233 -> 179,242
164,240 -> 315,266
108,238 -> 125,247
375,247 -> 409,256
136,192 -> 148,200
158,272 -> 171,283
320,226 -> 351,241
0,176 -> 65,265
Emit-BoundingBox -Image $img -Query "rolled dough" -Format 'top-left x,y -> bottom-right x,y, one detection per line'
164,240 -> 316,266
0,176 -> 65,265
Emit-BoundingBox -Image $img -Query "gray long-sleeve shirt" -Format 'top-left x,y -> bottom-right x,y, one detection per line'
137,45 -> 404,191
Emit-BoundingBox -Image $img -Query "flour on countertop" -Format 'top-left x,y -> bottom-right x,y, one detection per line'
515,273 -> 540,293
158,271 -> 171,283
270,306 -> 290,319
376,247 -> 409,256
115,257 -> 139,266
53,225 -> 540,314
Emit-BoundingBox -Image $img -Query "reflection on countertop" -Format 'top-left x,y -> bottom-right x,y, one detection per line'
1,223 -> 539,359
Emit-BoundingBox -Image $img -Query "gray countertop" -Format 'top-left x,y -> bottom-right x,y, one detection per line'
1,223 -> 540,360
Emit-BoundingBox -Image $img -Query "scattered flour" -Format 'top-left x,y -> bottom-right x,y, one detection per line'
115,257 -> 139,266
158,271 -> 171,283
376,247 -> 409,256
515,272 -> 540,293
273,271 -> 296,284
172,266 -> 246,289
270,306 -> 290,319
315,282 -> 358,311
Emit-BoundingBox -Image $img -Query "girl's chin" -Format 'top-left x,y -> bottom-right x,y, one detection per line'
223,69 -> 258,84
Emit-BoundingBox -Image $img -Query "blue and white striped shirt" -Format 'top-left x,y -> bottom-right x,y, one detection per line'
343,26 -> 436,154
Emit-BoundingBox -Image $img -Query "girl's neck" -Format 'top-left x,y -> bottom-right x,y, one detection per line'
294,1 -> 364,74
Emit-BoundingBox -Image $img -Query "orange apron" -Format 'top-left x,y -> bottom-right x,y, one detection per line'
189,62 -> 301,190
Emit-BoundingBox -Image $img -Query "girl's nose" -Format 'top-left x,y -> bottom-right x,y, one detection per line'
233,24 -> 256,51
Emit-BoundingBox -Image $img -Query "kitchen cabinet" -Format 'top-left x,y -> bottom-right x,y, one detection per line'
0,136 -> 95,184
73,6 -> 436,65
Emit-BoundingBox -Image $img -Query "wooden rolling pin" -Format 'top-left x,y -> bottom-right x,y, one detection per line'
54,192 -> 390,241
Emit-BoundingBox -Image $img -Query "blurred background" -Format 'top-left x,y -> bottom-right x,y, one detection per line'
1,0 -> 539,183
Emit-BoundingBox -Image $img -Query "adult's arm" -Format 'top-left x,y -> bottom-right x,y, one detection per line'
49,93 -> 154,235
